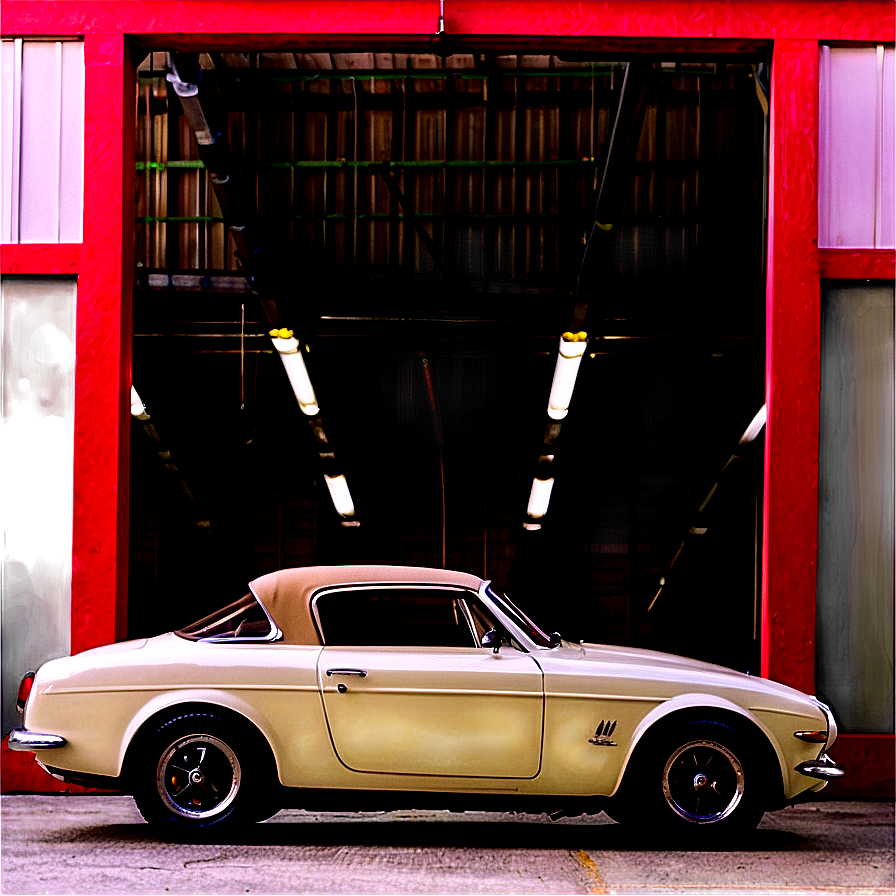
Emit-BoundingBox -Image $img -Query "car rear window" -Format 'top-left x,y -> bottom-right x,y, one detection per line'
175,592 -> 280,642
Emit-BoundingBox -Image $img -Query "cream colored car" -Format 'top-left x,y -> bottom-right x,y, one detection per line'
10,565 -> 843,837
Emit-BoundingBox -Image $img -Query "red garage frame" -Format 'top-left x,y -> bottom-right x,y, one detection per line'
2,1 -> 893,795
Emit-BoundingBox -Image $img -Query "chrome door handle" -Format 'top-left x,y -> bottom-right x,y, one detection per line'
326,668 -> 368,677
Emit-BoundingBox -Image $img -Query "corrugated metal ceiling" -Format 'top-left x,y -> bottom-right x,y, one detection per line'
135,50 -> 765,327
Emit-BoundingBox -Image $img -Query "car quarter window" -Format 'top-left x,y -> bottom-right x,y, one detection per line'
175,593 -> 279,642
315,588 -> 482,647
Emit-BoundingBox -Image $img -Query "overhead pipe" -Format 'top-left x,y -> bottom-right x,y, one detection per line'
164,53 -> 359,526
523,61 -> 654,529
129,386 -> 211,530
647,404 -> 767,612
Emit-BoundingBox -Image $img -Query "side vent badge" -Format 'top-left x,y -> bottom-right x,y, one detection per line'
589,719 -> 618,747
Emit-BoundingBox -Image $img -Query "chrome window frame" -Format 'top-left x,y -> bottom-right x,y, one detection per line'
190,586 -> 283,644
311,583 -> 494,649
477,580 -> 551,652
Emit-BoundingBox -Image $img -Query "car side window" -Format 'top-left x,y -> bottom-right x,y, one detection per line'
315,588 -> 479,648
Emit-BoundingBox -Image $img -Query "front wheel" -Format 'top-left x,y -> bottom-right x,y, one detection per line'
612,720 -> 766,838
132,712 -> 274,833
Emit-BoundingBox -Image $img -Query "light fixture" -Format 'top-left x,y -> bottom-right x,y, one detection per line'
738,404 -> 767,445
430,0 -> 457,58
130,386 -> 150,421
527,476 -> 555,519
324,473 -> 356,519
270,330 -> 320,416
547,332 -> 588,420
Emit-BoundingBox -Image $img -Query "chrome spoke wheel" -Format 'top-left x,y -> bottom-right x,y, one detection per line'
157,734 -> 241,821
662,739 -> 745,824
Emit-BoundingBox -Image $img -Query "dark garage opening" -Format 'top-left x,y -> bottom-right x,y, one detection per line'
129,46 -> 768,673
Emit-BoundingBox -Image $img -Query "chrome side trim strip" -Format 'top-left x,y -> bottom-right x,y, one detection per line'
48,683 -> 320,695
322,686 -> 541,697
7,728 -> 67,751
748,706 -> 826,719
546,692 -> 667,703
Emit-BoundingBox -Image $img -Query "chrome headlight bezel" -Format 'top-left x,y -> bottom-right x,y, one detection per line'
813,698 -> 838,753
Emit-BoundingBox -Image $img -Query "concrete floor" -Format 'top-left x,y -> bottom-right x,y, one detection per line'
0,796 -> 892,895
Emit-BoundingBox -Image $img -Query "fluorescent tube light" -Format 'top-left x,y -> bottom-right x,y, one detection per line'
130,386 -> 150,421
738,404 -> 767,445
527,477 -> 554,519
271,335 -> 320,416
324,474 -> 355,518
547,335 -> 588,420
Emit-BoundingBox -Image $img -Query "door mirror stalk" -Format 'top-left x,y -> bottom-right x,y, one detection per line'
482,629 -> 501,653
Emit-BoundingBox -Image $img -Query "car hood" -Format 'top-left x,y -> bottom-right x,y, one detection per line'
543,640 -> 819,707
569,641 -> 751,676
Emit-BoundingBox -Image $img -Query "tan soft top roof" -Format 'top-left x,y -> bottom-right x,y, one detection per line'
249,565 -> 484,646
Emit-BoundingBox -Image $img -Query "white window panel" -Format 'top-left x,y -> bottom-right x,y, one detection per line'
881,47 -> 895,249
1,40 -> 22,243
58,41 -> 85,242
819,45 -> 895,249
1,39 -> 84,244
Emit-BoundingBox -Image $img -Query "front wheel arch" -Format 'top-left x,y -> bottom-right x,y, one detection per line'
609,708 -> 782,832
622,707 -> 782,803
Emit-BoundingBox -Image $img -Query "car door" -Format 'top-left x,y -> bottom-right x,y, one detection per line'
314,585 -> 545,779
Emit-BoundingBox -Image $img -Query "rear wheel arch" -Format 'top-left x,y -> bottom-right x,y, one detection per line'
122,701 -> 277,789
126,703 -> 284,830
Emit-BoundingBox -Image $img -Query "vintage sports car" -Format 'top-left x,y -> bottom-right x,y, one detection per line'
10,565 -> 843,837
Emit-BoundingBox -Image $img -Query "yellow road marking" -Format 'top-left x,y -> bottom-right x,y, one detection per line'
573,849 -> 610,894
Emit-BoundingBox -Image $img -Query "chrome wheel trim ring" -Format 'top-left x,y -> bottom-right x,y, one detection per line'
661,739 -> 745,824
156,734 -> 241,821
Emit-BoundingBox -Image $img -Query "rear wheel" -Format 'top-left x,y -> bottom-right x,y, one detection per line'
132,712 -> 276,833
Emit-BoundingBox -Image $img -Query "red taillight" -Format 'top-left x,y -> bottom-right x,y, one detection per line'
16,671 -> 35,714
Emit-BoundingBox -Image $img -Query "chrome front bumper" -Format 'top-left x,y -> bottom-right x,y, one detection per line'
7,727 -> 67,751
795,753 -> 845,780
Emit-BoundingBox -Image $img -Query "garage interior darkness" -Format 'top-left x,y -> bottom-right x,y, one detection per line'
129,45 -> 768,673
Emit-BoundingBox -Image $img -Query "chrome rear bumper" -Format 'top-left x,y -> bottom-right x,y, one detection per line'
7,727 -> 66,751
795,753 -> 845,780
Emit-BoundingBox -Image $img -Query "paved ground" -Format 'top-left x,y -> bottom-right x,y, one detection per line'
0,796 -> 892,895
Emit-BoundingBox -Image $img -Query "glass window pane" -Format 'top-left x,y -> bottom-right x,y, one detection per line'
316,589 -> 477,647
1,277 -> 76,736
175,593 -> 276,641
816,282 -> 895,733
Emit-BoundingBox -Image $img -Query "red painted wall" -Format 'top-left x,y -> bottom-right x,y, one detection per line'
3,1 -> 893,43
761,39 -> 821,695
73,32 -> 135,654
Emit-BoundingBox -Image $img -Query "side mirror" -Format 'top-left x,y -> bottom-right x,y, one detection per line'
481,629 -> 501,653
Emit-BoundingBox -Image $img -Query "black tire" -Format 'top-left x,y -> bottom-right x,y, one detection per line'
132,711 -> 276,833
611,720 -> 766,838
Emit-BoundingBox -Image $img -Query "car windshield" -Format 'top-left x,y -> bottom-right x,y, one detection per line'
175,592 -> 278,642
485,583 -> 555,648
